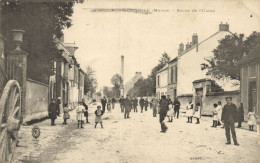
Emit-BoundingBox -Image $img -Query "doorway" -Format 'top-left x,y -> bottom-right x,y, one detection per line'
249,81 -> 257,114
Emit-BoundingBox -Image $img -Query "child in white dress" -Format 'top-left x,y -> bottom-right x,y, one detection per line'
211,103 -> 218,128
167,102 -> 174,122
248,108 -> 257,131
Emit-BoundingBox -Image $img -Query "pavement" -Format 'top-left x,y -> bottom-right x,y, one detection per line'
12,103 -> 260,163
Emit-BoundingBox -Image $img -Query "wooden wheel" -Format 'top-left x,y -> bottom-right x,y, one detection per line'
0,80 -> 21,163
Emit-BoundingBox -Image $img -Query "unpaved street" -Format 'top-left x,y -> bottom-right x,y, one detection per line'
25,103 -> 259,163
17,103 -> 258,163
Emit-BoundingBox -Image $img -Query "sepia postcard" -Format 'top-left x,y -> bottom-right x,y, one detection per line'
0,0 -> 259,162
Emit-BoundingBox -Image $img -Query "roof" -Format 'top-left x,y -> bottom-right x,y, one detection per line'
169,57 -> 178,64
179,30 -> 234,57
239,43 -> 260,65
156,64 -> 168,74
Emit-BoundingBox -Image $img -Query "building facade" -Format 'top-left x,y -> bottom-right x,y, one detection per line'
156,64 -> 168,99
239,42 -> 260,121
167,57 -> 178,99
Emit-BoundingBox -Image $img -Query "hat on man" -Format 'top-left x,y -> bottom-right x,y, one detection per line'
97,105 -> 101,109
225,96 -> 232,100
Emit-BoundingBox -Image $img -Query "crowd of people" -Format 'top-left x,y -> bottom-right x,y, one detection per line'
48,94 -> 258,146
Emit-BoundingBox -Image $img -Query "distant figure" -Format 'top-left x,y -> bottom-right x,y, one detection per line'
248,107 -> 257,131
151,97 -> 158,117
173,98 -> 181,119
216,101 -> 223,126
82,101 -> 89,123
139,97 -> 145,113
95,105 -> 104,128
133,96 -> 138,112
193,103 -> 201,124
119,96 -> 125,113
107,97 -> 112,113
124,94 -> 132,119
167,101 -> 174,122
76,103 -> 85,129
159,95 -> 169,133
167,95 -> 172,104
237,103 -> 244,128
112,97 -> 116,109
63,104 -> 70,125
186,99 -> 193,123
221,97 -> 239,146
101,96 -> 107,113
212,103 -> 218,127
144,98 -> 149,111
48,99 -> 59,126
56,97 -> 61,116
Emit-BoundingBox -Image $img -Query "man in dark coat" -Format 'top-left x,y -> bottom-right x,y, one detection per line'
139,97 -> 145,113
101,96 -> 107,113
159,95 -> 169,133
82,101 -> 89,123
132,96 -> 138,112
221,97 -> 239,146
48,99 -> 59,126
173,97 -> 181,119
112,97 -> 116,109
144,98 -> 149,111
119,96 -> 125,113
237,103 -> 244,128
124,94 -> 132,119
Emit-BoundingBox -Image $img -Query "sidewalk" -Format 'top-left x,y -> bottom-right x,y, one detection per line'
12,101 -> 95,163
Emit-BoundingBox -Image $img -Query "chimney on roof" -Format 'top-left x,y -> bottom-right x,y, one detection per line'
192,33 -> 198,45
178,43 -> 184,56
186,42 -> 191,50
219,22 -> 229,31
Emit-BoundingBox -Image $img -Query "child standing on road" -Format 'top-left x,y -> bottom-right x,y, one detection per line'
76,103 -> 85,129
212,103 -> 218,128
248,108 -> 257,131
63,104 -> 70,125
193,103 -> 201,124
186,99 -> 194,123
95,105 -> 104,128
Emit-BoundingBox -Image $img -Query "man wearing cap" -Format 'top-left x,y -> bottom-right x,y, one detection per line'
221,97 -> 239,146
119,96 -> 125,113
124,94 -> 132,119
101,96 -> 107,113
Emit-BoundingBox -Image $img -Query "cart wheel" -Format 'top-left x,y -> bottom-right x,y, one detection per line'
0,80 -> 21,162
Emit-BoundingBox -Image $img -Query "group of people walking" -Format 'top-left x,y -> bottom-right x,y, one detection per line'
48,95 -> 258,146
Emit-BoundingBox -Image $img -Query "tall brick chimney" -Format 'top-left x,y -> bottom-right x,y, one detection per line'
219,22 -> 229,31
120,55 -> 124,96
121,55 -> 124,84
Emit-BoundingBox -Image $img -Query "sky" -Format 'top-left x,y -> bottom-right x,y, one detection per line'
63,0 -> 260,89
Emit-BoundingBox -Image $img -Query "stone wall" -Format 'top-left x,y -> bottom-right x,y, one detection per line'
24,78 -> 49,122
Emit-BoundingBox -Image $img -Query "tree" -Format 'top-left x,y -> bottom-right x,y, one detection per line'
111,74 -> 123,97
1,2 -> 83,84
84,66 -> 98,97
203,31 -> 260,80
148,52 -> 170,93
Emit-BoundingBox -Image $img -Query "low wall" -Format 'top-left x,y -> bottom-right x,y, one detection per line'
202,92 -> 240,116
24,78 -> 49,122
177,94 -> 193,112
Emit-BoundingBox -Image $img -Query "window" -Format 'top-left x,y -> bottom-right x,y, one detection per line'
171,67 -> 174,83
175,66 -> 177,83
157,75 -> 160,86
